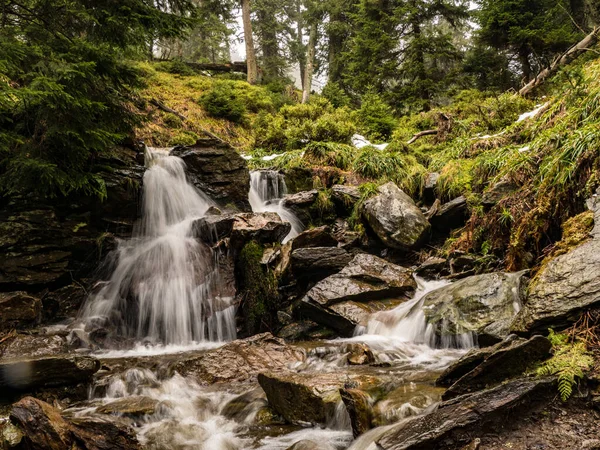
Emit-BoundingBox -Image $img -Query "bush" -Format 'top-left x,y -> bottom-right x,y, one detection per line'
355,92 -> 397,141
169,131 -> 199,146
322,81 -> 351,108
154,60 -> 196,76
199,84 -> 247,123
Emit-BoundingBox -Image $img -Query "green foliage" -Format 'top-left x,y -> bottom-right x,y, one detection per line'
536,330 -> 593,401
169,131 -> 199,146
155,60 -> 197,76
199,84 -> 247,123
238,240 -> 279,335
322,81 -> 351,108
355,92 -> 397,141
304,142 -> 355,170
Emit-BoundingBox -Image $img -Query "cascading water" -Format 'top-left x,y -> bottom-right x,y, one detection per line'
249,170 -> 303,243
81,147 -> 236,345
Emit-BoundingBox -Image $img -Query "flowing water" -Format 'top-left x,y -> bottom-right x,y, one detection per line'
73,152 -> 472,449
249,170 -> 304,243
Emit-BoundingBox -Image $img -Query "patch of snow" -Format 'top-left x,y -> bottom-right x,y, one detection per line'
518,145 -> 530,153
517,102 -> 549,123
352,134 -> 388,150
262,153 -> 284,161
240,154 -> 252,160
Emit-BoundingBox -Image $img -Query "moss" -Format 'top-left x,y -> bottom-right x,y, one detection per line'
168,131 -> 199,147
310,189 -> 336,224
238,241 -> 279,335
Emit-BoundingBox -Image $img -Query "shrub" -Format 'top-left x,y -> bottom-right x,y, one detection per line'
352,146 -> 404,180
169,131 -> 199,147
355,92 -> 397,141
199,84 -> 247,123
154,60 -> 196,76
322,81 -> 351,108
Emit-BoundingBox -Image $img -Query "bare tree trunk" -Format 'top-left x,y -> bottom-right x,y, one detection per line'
520,27 -> 599,96
296,0 -> 306,89
302,22 -> 317,103
241,0 -> 258,84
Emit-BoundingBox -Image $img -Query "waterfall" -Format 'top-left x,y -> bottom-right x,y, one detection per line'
249,170 -> 303,243
81,148 -> 236,345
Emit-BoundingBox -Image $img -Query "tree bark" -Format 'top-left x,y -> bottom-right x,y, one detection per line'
518,46 -> 532,83
296,0 -> 306,89
519,27 -> 599,96
302,22 -> 317,103
406,129 -> 437,144
241,0 -> 258,84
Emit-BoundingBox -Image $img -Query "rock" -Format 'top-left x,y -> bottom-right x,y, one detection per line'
0,333 -> 68,359
290,247 -> 352,281
41,284 -> 87,323
0,292 -> 41,330
281,190 -> 319,224
277,321 -> 320,341
0,355 -> 100,391
416,257 -> 449,278
284,167 -> 314,194
440,335 -> 551,399
291,226 -> 338,250
372,384 -> 444,427
97,396 -> 159,416
344,343 -> 375,365
423,173 -> 440,204
173,333 -> 305,384
511,238 -> 600,335
1,420 -> 23,447
436,346 -> 497,388
230,213 -> 291,250
222,388 -> 267,422
192,214 -> 236,244
170,138 -> 251,211
362,182 -> 430,250
331,185 -> 361,215
340,388 -> 372,437
422,271 -> 527,346
376,377 -> 555,450
286,440 -> 335,450
449,253 -> 477,275
299,254 -> 416,336
259,371 -> 381,425
481,178 -> 518,207
10,397 -> 139,449
429,196 -> 468,233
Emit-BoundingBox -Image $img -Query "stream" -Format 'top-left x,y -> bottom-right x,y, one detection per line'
70,150 -> 471,450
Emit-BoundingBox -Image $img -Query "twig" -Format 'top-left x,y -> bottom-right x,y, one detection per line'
406,129 -> 438,145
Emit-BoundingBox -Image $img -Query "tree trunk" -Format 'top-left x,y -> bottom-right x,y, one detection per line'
296,0 -> 306,89
257,7 -> 280,80
518,46 -> 532,83
302,22 -> 317,103
327,10 -> 343,84
241,0 -> 258,84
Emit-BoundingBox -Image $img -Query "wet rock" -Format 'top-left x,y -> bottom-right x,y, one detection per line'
331,185 -> 361,215
423,173 -> 440,204
376,377 -> 555,450
41,284 -> 87,323
362,182 -> 430,251
97,396 -> 159,416
299,254 -> 416,336
258,371 -> 380,425
416,257 -> 449,278
277,321 -> 320,341
281,190 -> 319,224
170,138 -> 251,211
0,355 -> 100,391
9,397 -> 140,449
422,271 -> 527,346
429,196 -> 468,233
173,333 -> 305,384
230,213 -> 291,250
481,178 -> 518,207
0,292 -> 41,330
340,388 -> 372,437
436,346 -> 497,388
511,238 -> 600,335
291,226 -> 338,250
0,333 -> 68,359
372,384 -> 444,427
0,420 -> 23,447
290,247 -> 352,281
222,388 -> 267,422
286,440 -> 335,450
344,343 -> 375,365
441,335 -> 551,399
192,214 -> 236,243
449,253 -> 477,275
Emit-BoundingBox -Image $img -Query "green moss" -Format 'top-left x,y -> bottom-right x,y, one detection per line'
238,241 -> 279,335
168,131 -> 199,147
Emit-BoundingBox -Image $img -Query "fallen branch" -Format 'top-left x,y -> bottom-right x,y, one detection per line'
406,129 -> 438,145
519,27 -> 600,96
150,98 -> 187,121
184,61 -> 248,73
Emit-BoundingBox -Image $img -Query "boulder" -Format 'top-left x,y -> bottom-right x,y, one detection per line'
0,355 -> 100,391
340,388 -> 372,437
173,333 -> 305,384
481,178 -> 518,207
284,167 -> 314,194
281,190 -> 319,224
422,271 -> 527,346
376,377 -> 555,450
290,247 -> 353,281
277,321 -> 321,341
170,138 -> 251,211
0,292 -> 41,330
423,172 -> 440,204
362,182 -> 430,250
97,396 -> 159,416
331,185 -> 361,215
511,238 -> 600,335
372,384 -> 444,427
345,343 -> 375,365
41,284 -> 87,323
440,335 -> 551,399
299,254 -> 416,336
0,333 -> 68,359
9,397 -> 139,450
230,213 -> 291,250
415,257 -> 449,278
291,226 -> 338,250
429,196 -> 468,233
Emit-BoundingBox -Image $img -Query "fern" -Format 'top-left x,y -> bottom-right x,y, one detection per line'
536,330 -> 593,401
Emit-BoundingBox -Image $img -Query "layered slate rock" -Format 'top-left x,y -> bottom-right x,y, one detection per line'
9,397 -> 140,449
281,190 -> 319,224
0,292 -> 41,330
290,247 -> 353,281
422,271 -> 527,346
291,226 -> 338,250
439,335 -> 551,399
362,182 -> 430,250
0,355 -> 100,391
376,377 -> 555,450
429,196 -> 468,233
173,333 -> 305,384
481,177 -> 518,207
331,185 -> 361,215
299,254 -> 416,336
97,396 -> 159,417
171,138 -> 251,211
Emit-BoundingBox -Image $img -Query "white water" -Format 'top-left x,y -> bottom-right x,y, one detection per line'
81,148 -> 236,345
249,170 -> 303,243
